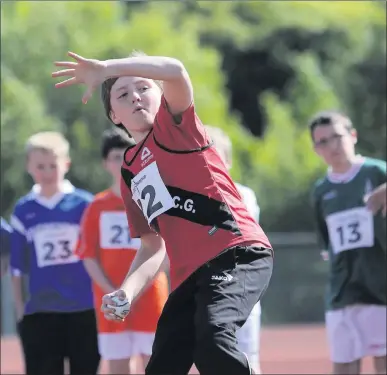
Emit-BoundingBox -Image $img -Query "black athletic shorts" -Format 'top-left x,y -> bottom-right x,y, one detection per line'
18,309 -> 100,375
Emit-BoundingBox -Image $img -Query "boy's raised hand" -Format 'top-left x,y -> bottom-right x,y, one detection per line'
52,51 -> 107,104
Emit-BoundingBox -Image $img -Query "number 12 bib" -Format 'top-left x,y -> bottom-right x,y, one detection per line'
131,162 -> 174,224
326,207 -> 374,254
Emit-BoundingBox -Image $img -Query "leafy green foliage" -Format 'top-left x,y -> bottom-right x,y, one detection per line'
1,1 -> 385,233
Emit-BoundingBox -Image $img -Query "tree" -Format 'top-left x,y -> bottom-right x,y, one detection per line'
1,1 -> 385,232
191,1 -> 386,229
0,2 -> 242,215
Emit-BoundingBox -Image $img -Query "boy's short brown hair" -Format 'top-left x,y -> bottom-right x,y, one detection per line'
101,127 -> 135,160
25,131 -> 70,158
101,50 -> 162,132
309,110 -> 353,140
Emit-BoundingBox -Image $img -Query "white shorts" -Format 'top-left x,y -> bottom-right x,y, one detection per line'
326,304 -> 387,363
98,331 -> 155,360
236,301 -> 261,369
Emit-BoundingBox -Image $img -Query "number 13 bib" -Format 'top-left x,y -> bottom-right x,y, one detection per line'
131,162 -> 174,224
326,207 -> 374,254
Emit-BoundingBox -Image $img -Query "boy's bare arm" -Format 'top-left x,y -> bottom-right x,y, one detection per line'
53,52 -> 193,115
120,232 -> 168,304
364,182 -> 386,217
105,55 -> 193,115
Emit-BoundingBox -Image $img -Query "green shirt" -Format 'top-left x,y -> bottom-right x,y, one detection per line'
312,157 -> 386,310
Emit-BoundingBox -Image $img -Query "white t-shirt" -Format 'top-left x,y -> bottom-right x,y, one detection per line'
235,182 -> 260,223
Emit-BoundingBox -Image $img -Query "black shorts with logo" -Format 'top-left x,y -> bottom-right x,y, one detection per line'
146,245 -> 273,375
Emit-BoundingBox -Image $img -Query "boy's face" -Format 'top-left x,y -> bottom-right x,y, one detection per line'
109,76 -> 162,135
27,149 -> 70,188
103,148 -> 126,184
312,122 -> 357,166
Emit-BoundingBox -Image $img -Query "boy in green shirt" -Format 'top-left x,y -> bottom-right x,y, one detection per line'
310,110 -> 386,375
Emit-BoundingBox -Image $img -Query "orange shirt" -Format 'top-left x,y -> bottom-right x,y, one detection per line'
77,189 -> 168,333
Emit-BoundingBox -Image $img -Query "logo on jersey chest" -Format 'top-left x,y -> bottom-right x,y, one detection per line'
59,196 -> 83,211
323,190 -> 337,201
141,147 -> 154,167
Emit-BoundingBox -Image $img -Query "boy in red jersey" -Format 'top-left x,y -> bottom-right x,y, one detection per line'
53,51 -> 273,375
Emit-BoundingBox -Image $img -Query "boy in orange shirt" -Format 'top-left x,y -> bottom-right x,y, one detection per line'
77,127 -> 168,374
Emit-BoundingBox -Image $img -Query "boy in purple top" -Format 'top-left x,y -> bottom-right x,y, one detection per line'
10,132 -> 100,375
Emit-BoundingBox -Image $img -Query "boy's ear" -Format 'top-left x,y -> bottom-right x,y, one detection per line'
64,157 -> 71,173
350,128 -> 358,145
26,158 -> 31,175
110,110 -> 121,125
26,156 -> 35,177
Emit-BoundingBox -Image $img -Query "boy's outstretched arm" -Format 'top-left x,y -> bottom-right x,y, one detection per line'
53,52 -> 193,114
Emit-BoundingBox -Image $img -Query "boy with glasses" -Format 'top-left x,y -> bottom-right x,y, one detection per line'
310,111 -> 386,375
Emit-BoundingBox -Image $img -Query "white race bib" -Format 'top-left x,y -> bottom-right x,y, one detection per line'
99,211 -> 141,249
326,207 -> 374,254
131,162 -> 174,224
33,224 -> 80,268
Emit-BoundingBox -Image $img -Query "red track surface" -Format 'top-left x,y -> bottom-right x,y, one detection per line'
1,324 -> 375,374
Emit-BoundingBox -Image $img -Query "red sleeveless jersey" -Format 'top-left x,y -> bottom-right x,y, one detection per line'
120,96 -> 272,290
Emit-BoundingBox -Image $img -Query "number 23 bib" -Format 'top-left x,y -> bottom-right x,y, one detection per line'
326,207 -> 374,254
131,162 -> 174,224
34,224 -> 80,268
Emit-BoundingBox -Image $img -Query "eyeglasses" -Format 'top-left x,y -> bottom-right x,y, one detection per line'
314,133 -> 345,149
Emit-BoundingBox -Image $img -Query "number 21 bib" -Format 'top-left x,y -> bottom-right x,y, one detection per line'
326,207 -> 374,254
131,162 -> 174,224
99,211 -> 141,249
